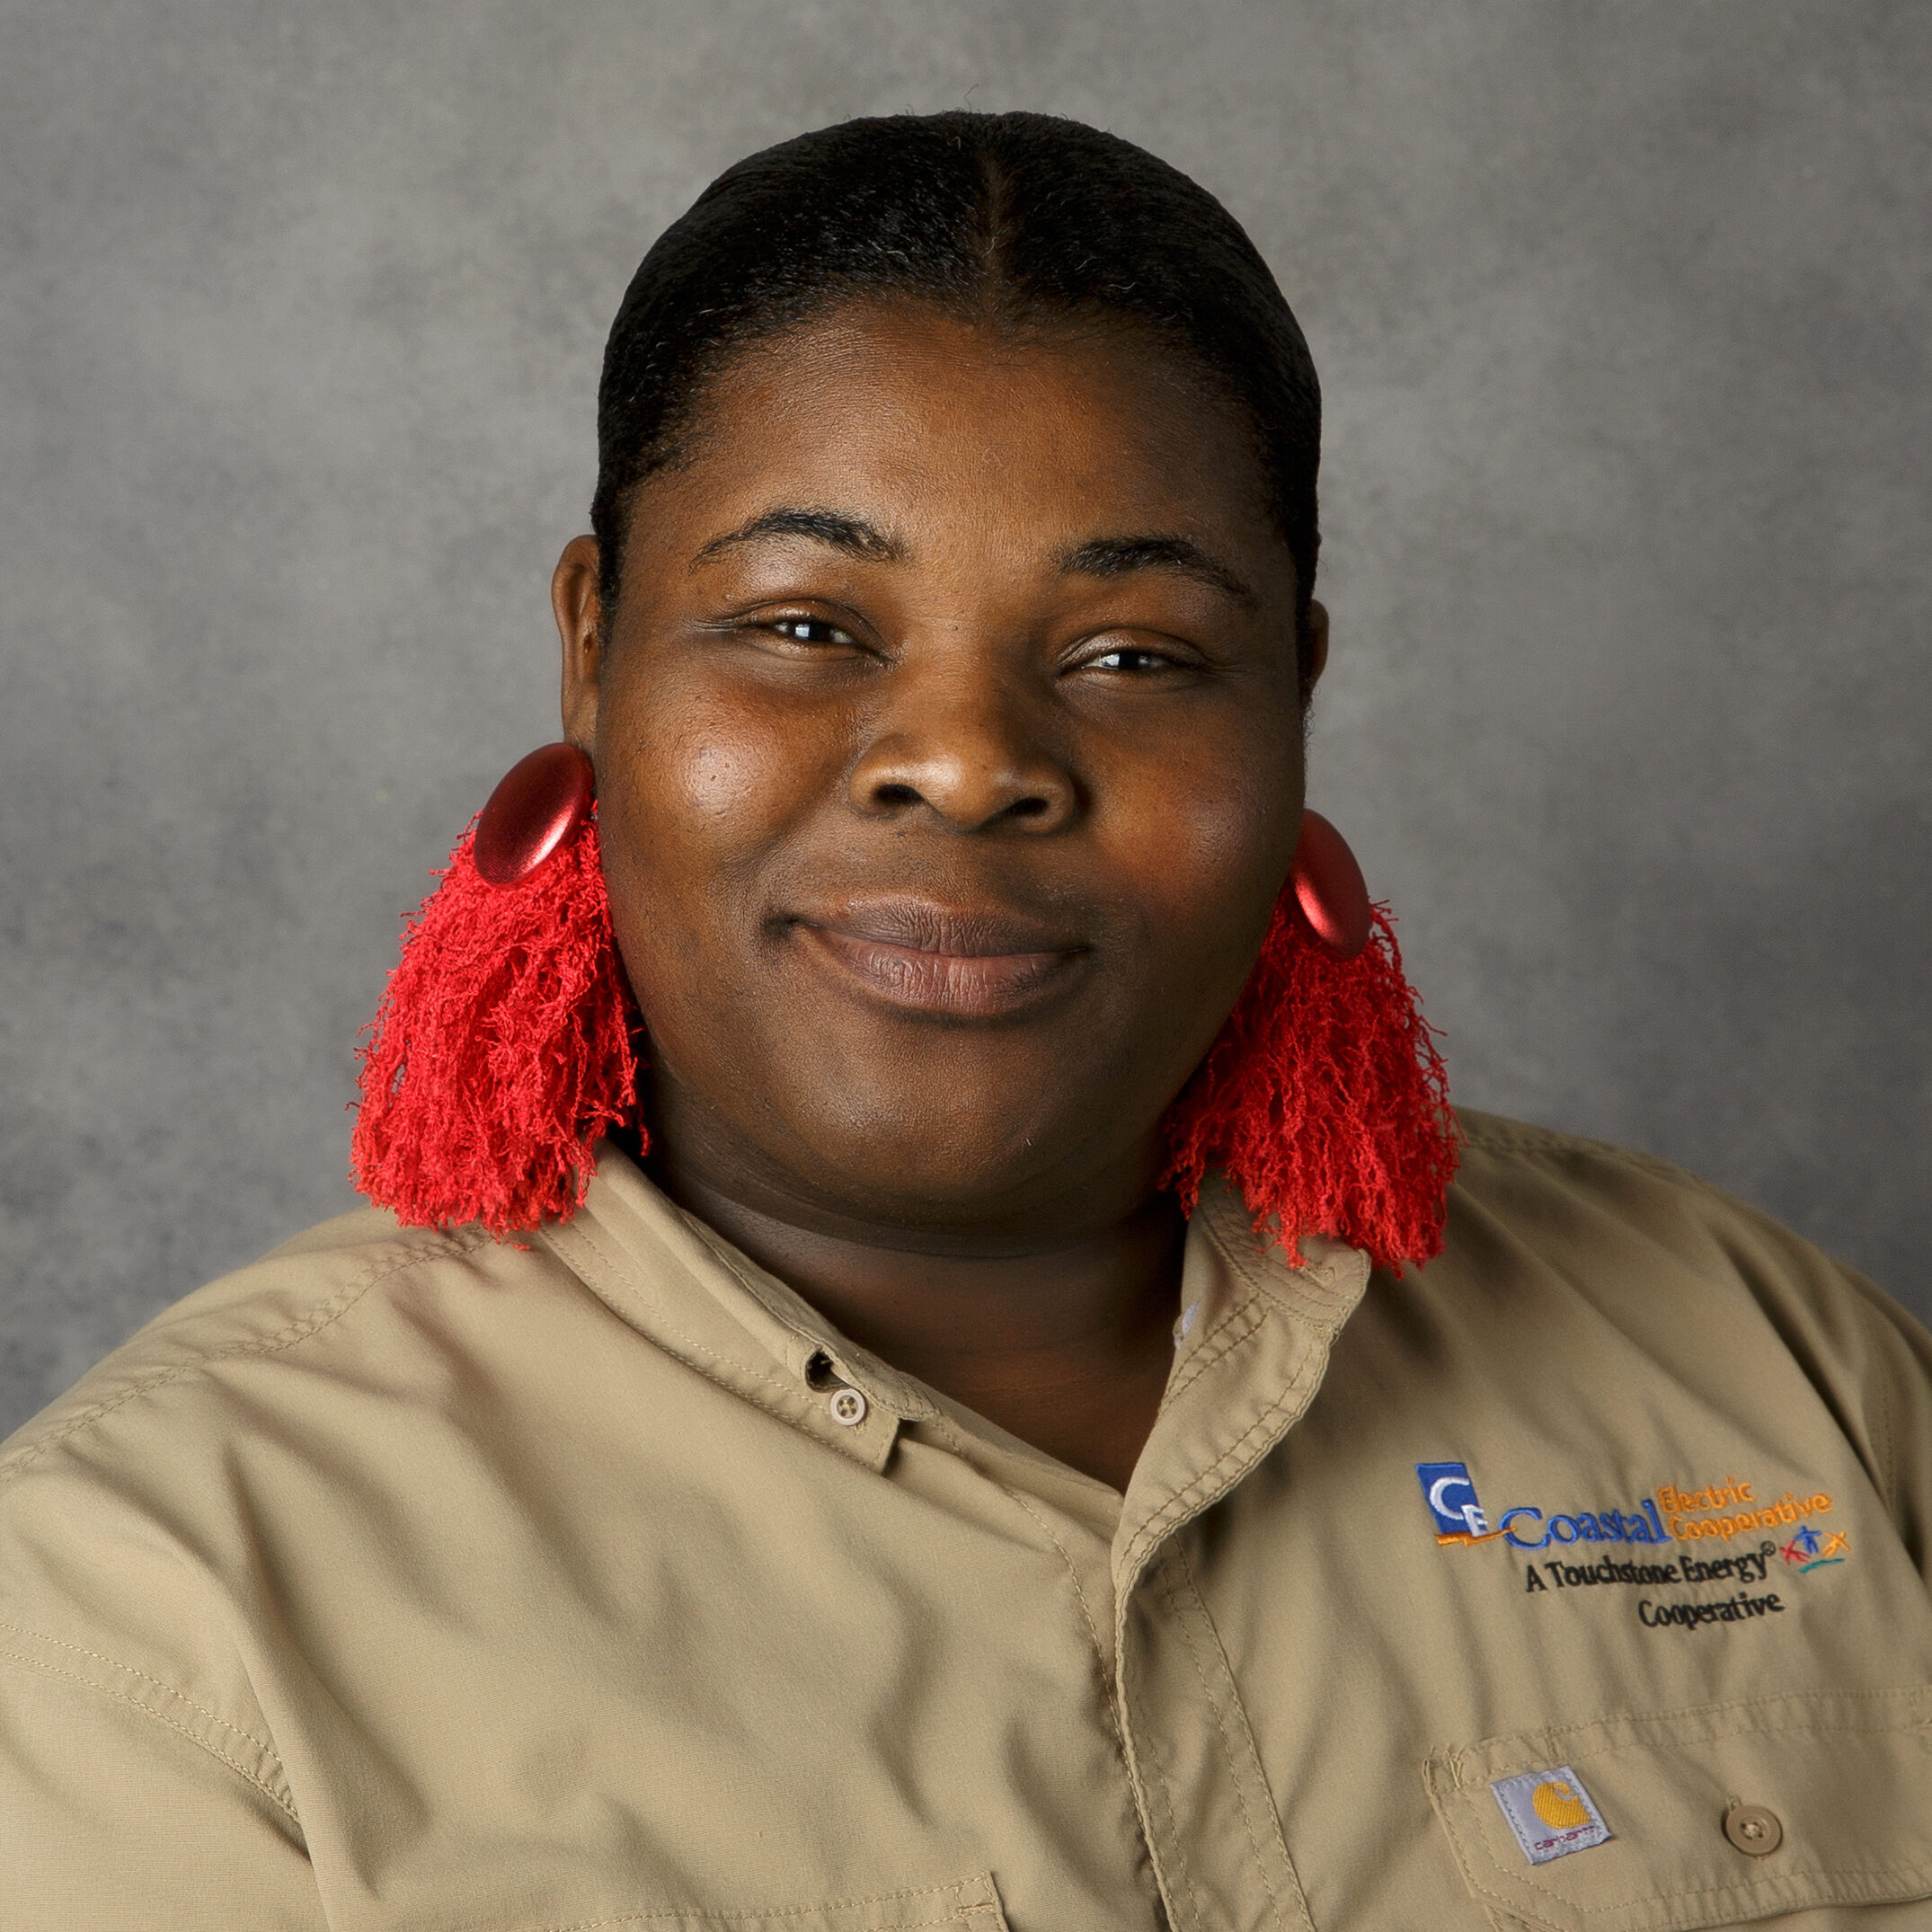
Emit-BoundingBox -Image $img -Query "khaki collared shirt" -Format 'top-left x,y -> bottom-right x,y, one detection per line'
4,1112 -> 1931,1931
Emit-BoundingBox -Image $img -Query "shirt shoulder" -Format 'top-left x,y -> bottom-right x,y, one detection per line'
1449,1106 -> 1909,1325
1442,1108 -> 1932,1573
0,1209 -> 494,1482
0,1211 -> 554,1776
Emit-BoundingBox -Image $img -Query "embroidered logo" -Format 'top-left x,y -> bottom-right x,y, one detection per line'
1491,1767 -> 1612,1865
1657,1478 -> 1836,1545
1415,1462 -> 1502,1543
1416,1458 -> 1669,1553
1422,1458 -> 1849,1636
1780,1523 -> 1849,1572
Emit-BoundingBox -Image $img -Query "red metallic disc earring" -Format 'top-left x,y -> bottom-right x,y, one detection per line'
474,742 -> 597,886
1288,809 -> 1373,960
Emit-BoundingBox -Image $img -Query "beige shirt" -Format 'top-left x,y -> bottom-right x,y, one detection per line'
4,1111 -> 1931,1931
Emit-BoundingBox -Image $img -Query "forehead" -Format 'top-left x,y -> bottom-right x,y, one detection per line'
632,300 -> 1291,585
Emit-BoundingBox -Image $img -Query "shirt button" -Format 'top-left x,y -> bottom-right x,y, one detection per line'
1723,1803 -> 1783,1856
828,1387 -> 868,1426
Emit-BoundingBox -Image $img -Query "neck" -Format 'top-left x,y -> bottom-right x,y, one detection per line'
644,1136 -> 1187,1496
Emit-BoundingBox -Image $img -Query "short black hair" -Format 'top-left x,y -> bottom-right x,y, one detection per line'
592,111 -> 1322,677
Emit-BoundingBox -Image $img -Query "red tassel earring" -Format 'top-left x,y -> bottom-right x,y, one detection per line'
350,744 -> 643,1237
353,772 -> 1453,1268
1161,811 -> 1459,1274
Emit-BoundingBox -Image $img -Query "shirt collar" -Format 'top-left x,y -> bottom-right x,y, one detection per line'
1112,1174 -> 1370,1586
540,1145 -> 1370,1512
539,1145 -> 918,1473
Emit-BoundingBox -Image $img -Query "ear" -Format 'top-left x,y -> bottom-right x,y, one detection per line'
1303,598 -> 1331,702
554,534 -> 605,752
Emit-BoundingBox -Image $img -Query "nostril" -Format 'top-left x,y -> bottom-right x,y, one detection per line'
873,782 -> 921,807
1006,796 -> 1050,820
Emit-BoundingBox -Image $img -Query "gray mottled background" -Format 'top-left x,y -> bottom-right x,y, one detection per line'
3,1 -> 1928,1437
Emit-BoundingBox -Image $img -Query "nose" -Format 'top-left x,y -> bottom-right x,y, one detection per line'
846,672 -> 1079,834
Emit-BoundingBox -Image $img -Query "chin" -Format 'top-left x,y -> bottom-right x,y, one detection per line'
773,1085 -> 1123,1226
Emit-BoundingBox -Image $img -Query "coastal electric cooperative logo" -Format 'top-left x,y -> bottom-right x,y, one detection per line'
1415,1460 -> 1847,1633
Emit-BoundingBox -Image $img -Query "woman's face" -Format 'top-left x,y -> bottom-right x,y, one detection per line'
560,301 -> 1317,1241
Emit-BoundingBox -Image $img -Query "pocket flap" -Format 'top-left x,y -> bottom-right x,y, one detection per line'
1424,1687 -> 1932,1931
525,1874 -> 1010,1931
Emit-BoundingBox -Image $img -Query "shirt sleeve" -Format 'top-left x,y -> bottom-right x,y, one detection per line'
1668,1151 -> 1932,1590
0,1652 -> 328,1932
1461,1119 -> 1932,1594
1832,1261 -> 1932,1588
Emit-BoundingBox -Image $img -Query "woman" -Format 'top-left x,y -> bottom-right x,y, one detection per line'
4,111 -> 1929,1931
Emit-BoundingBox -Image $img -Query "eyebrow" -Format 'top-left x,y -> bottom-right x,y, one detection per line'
694,507 -> 903,567
1058,533 -> 1256,607
693,507 -> 1255,607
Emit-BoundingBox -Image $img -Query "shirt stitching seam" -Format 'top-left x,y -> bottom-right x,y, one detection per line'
512,1875 -> 994,1928
958,1448 -> 1132,1776
1121,1344 -> 1325,1577
558,1218 -> 899,1474
557,1199 -> 890,1411
1457,1117 -> 1714,1197
1121,1660 -> 1208,1932
1200,1201 -> 1357,1321
0,1231 -> 485,1482
1157,1546 -> 1296,1931
1438,1686 -> 1932,1782
560,1219 -> 830,1421
679,1227 -> 935,1417
1874,1326 -> 1901,1519
1164,1295 -> 1269,1405
0,1618 -> 281,1773
969,1469 -> 1159,1914
1473,1710 -> 1932,1766
1450,1853 -> 1932,1921
908,1409 -> 1171,1928
523,1914 -> 991,1928
1171,1540 -> 1316,1932
0,1645 -> 298,1822
1199,1205 -> 1277,1298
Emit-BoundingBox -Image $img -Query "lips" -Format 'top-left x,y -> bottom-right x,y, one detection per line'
788,897 -> 1089,1018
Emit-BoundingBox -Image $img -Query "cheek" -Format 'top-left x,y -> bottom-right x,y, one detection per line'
1104,740 -> 1302,959
592,680 -> 848,1036
661,723 -> 771,834
603,684 -> 820,888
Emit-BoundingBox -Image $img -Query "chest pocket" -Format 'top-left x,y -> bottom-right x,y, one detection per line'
506,1874 -> 1009,1932
1423,1687 -> 1932,1929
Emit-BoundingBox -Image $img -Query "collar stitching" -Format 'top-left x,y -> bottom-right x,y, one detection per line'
1121,1334 -> 1330,1579
554,1216 -> 864,1443
1199,1191 -> 1364,1324
1162,1293 -> 1270,1409
673,1220 -> 932,1422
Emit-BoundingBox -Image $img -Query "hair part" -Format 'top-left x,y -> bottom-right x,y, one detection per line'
591,111 -> 1323,690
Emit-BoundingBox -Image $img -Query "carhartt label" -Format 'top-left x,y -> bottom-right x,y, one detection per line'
1491,1766 -> 1612,1865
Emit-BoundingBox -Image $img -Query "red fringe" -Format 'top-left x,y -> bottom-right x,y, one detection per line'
350,816 -> 641,1238
353,834 -> 1455,1267
1160,899 -> 1458,1274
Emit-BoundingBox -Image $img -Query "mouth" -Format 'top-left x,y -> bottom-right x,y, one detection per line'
786,898 -> 1090,1019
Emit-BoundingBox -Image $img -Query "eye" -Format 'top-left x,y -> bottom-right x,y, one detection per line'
1073,639 -> 1199,678
767,616 -> 857,646
1087,645 -> 1173,673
